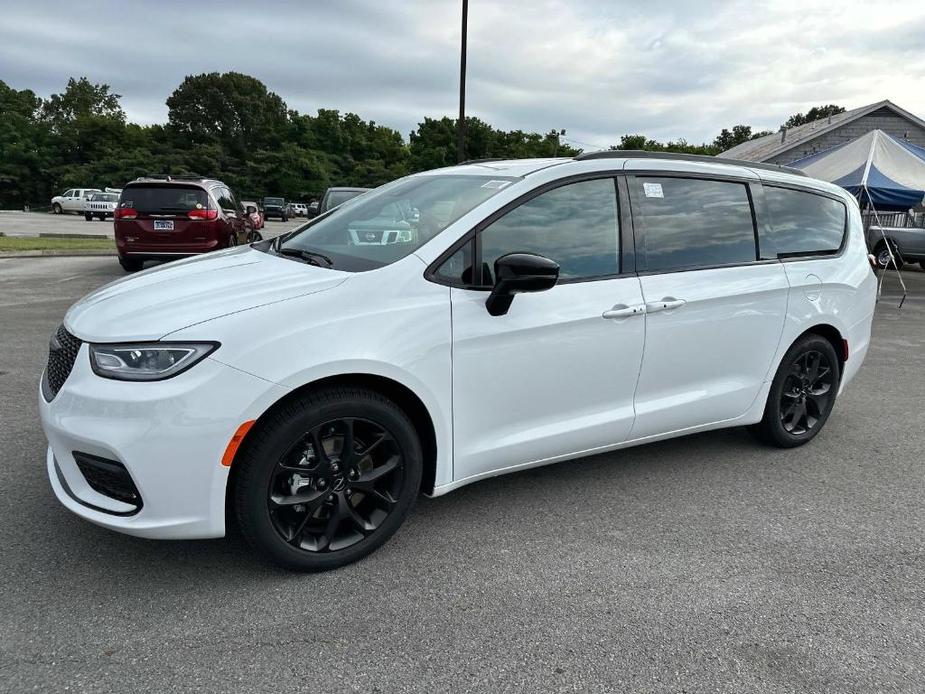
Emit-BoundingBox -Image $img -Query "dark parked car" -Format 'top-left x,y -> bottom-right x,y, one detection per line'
319,187 -> 370,214
262,196 -> 288,221
114,175 -> 252,272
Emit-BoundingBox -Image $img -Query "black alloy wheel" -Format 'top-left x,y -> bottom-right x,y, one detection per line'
778,350 -> 835,435
751,334 -> 841,447
235,387 -> 422,571
267,417 -> 404,553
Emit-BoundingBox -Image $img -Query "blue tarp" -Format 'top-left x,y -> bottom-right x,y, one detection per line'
788,130 -> 925,210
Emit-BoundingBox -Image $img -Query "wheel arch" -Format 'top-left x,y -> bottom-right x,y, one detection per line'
797,323 -> 846,371
225,373 -> 439,520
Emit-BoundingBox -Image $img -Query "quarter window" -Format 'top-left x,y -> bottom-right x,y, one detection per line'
478,178 -> 620,284
761,186 -> 846,257
634,177 -> 757,272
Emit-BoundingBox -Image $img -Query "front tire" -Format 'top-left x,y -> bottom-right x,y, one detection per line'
235,387 -> 422,571
53,203 -> 62,214
751,334 -> 841,448
84,213 -> 92,221
875,241 -> 904,270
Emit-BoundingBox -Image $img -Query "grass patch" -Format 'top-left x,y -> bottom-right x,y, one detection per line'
0,236 -> 115,251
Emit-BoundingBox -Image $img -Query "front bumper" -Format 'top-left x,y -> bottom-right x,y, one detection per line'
39,344 -> 288,539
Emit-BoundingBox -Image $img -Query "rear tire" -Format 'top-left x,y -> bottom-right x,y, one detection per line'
118,256 -> 144,272
235,387 -> 422,571
919,261 -> 925,272
750,334 -> 841,448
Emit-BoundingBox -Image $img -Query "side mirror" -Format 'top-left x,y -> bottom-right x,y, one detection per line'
486,253 -> 559,316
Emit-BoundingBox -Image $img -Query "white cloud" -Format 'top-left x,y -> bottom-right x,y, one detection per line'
1,0 -> 924,148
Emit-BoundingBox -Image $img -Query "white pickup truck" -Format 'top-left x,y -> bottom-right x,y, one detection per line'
51,188 -> 101,215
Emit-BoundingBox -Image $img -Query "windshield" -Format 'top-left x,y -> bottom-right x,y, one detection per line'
120,185 -> 208,214
91,193 -> 119,202
277,174 -> 519,272
264,197 -> 284,205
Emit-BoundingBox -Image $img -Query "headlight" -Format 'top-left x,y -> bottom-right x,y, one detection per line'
89,342 -> 219,381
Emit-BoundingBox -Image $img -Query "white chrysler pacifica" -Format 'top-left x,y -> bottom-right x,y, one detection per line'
40,153 -> 877,570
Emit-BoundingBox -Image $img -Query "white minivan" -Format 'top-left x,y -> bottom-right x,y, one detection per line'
39,153 -> 877,570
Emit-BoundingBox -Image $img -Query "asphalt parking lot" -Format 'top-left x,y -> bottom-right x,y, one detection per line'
0,211 -> 305,238
1,256 -> 923,693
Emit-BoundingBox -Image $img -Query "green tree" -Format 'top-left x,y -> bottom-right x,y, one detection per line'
166,72 -> 288,155
783,104 -> 846,129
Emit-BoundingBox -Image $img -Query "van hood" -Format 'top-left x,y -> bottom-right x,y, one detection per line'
65,247 -> 348,342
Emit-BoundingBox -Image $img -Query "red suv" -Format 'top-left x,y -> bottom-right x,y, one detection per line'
114,176 -> 253,272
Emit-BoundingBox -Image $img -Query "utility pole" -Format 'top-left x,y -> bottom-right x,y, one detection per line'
457,0 -> 468,163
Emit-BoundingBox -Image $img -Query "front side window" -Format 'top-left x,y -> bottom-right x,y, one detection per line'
478,178 -> 620,285
634,177 -> 757,272
761,186 -> 846,258
277,174 -> 518,272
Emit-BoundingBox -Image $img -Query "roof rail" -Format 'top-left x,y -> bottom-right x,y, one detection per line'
460,158 -> 507,165
133,173 -> 209,182
574,150 -> 807,177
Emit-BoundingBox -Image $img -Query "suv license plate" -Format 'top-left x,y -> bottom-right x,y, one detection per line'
154,220 -> 174,231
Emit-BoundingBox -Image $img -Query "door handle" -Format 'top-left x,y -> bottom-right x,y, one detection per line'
602,304 -> 646,320
645,297 -> 686,313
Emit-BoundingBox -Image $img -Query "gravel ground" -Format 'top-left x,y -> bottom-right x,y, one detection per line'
0,257 -> 922,693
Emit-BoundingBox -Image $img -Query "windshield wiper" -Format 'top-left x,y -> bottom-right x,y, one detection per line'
276,246 -> 334,268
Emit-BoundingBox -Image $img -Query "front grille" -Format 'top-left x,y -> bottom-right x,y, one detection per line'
73,452 -> 143,510
43,324 -> 82,400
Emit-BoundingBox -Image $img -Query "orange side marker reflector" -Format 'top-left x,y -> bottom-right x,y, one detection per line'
222,420 -> 256,467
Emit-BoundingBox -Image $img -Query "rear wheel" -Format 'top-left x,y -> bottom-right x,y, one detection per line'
118,256 -> 144,272
919,261 -> 925,272
875,241 -> 904,270
235,387 -> 422,571
750,334 -> 840,448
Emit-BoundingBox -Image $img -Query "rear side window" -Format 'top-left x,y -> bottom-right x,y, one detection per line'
120,186 -> 208,214
761,187 -> 846,257
633,177 -> 757,272
479,178 -> 620,284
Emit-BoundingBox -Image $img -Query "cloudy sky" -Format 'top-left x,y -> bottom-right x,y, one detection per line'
2,0 -> 925,148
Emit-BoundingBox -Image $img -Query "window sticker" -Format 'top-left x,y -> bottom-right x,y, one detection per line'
643,182 -> 664,198
481,180 -> 512,190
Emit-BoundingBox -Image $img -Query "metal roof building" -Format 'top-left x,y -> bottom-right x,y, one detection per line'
721,100 -> 925,165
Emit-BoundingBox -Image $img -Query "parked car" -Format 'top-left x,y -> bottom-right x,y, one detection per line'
319,187 -> 370,214
290,202 -> 308,217
113,175 -> 250,272
39,153 -> 876,571
51,188 -> 101,214
262,196 -> 288,221
83,192 -> 120,221
867,223 -> 925,270
241,200 -> 265,232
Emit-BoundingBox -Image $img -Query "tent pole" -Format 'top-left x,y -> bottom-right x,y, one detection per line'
866,184 -> 908,308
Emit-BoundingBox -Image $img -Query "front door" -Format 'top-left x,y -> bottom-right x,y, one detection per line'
443,177 -> 647,483
626,174 -> 789,439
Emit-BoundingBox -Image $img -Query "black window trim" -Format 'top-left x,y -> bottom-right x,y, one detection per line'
627,172 -> 763,277
424,171 -> 633,290
758,182 -> 850,262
